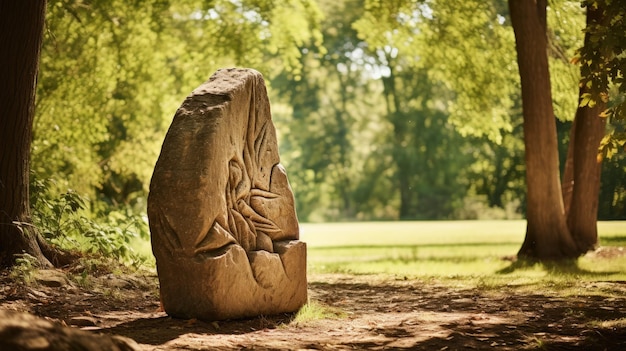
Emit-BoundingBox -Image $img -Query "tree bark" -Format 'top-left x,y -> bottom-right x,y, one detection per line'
381,61 -> 413,219
567,101 -> 605,253
509,0 -> 579,260
0,0 -> 53,268
565,6 -> 607,254
561,118 -> 575,216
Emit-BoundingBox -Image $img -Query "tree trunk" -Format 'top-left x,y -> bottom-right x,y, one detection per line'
509,0 -> 579,260
0,0 -> 53,268
567,101 -> 605,253
565,6 -> 607,254
381,62 -> 413,219
561,118 -> 575,216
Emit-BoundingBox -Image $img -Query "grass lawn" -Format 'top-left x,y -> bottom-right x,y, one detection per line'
300,220 -> 626,283
135,220 -> 626,283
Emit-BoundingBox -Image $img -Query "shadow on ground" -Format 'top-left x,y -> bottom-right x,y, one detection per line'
2,270 -> 626,350
98,274 -> 626,350
103,313 -> 296,346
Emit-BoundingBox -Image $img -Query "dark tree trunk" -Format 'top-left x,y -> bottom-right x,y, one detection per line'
567,101 -> 605,253
509,0 -> 579,260
561,118 -> 575,216
0,0 -> 54,268
334,70 -> 355,219
381,61 -> 413,220
565,6 -> 607,254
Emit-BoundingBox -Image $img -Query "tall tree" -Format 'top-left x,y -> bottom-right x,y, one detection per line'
273,0 -> 392,221
508,0 -> 579,259
563,5 -> 607,253
0,0 -> 58,267
352,0 -> 481,220
578,0 -> 626,220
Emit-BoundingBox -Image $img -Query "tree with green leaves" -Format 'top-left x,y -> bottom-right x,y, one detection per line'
0,0 -> 325,267
510,0 -> 623,259
351,0 -> 618,257
36,0 -> 324,207
561,3 -> 609,254
348,0 -> 485,219
34,0 -> 324,214
273,0 -> 397,221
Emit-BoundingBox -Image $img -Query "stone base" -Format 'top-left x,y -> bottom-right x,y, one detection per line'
156,240 -> 307,321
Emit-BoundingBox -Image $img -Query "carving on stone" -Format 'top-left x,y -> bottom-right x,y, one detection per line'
147,68 -> 306,321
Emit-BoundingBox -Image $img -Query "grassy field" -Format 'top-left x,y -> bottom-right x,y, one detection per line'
299,220 -> 626,283
135,220 -> 626,283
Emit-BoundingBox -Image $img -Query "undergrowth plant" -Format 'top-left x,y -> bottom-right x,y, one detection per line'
9,253 -> 39,285
30,176 -> 149,267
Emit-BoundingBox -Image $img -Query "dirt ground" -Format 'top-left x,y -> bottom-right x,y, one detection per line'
1,254 -> 626,350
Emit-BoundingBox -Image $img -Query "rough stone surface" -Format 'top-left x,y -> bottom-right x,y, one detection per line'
0,309 -> 139,351
147,68 -> 307,321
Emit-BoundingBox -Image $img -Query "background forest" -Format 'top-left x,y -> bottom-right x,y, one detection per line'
31,0 -> 626,259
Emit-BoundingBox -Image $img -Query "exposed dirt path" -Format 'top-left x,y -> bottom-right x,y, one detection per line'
2,266 -> 626,350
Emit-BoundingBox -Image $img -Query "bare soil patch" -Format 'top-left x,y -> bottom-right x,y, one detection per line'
1,261 -> 626,350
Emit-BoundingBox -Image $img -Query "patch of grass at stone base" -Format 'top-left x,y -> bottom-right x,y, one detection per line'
291,300 -> 347,325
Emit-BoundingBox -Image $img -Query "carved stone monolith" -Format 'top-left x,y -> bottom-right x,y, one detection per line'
147,68 -> 306,321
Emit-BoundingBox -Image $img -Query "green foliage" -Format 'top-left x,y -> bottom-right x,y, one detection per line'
598,154 -> 626,219
9,253 -> 40,285
35,0 -> 324,202
32,0 -> 325,253
30,176 -> 148,265
548,0 -> 586,121
36,0 -> 178,201
272,0 -> 620,220
31,178 -> 87,245
418,0 -> 519,143
352,0 -> 519,142
348,1 -> 516,217
29,0 -> 624,228
273,0 -> 391,220
578,0 -> 626,158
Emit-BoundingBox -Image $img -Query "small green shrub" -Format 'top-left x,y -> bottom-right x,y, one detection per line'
30,176 -> 148,265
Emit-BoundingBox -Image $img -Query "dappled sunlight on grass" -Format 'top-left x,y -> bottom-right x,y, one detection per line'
302,220 -> 626,286
291,300 -> 347,325
301,220 -> 527,247
131,220 -> 626,284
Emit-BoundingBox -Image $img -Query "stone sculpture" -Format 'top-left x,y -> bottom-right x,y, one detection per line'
147,68 -> 307,321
